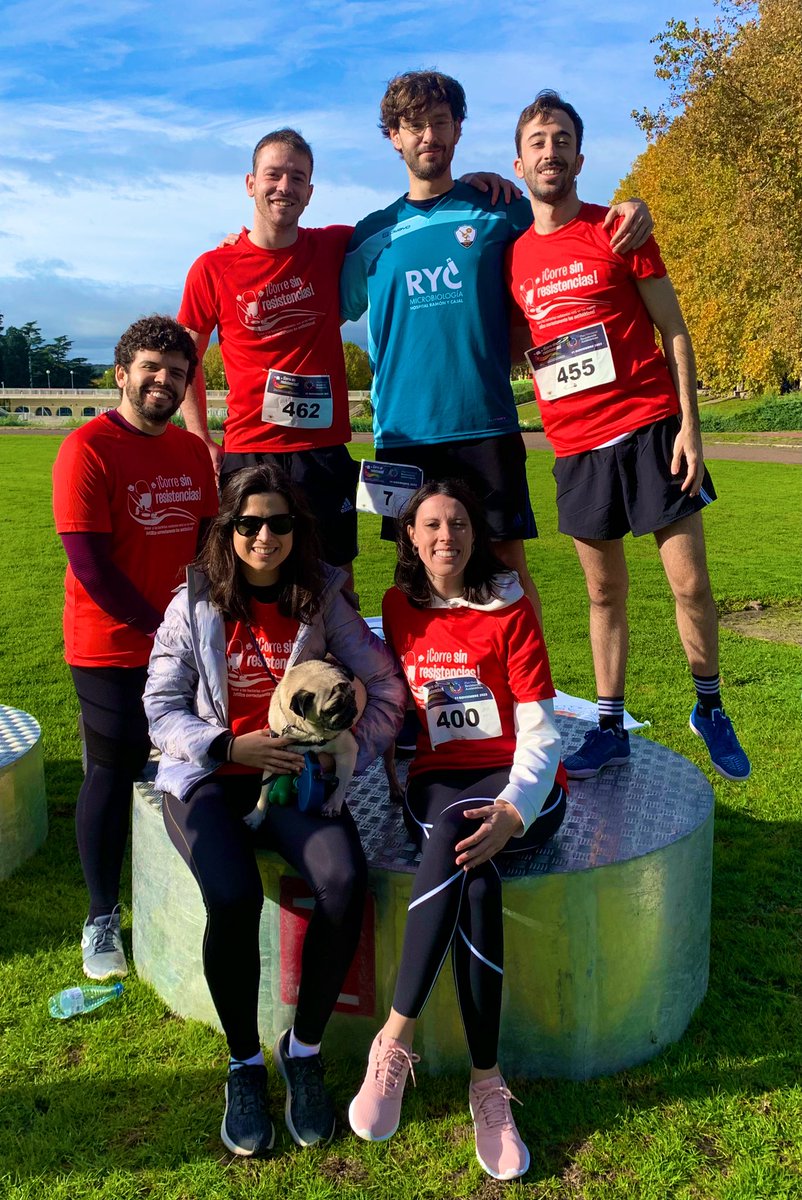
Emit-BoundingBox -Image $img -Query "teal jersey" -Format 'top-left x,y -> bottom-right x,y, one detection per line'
340,185 -> 532,449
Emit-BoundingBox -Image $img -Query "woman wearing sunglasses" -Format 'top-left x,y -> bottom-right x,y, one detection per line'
144,465 -> 404,1158
348,479 -> 567,1181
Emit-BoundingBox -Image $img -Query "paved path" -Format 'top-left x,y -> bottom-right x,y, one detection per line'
3,426 -> 801,465
351,430 -> 802,466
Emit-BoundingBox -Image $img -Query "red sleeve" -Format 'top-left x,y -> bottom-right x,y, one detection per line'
178,253 -> 220,336
627,234 -> 667,281
501,599 -> 555,703
52,432 -> 112,534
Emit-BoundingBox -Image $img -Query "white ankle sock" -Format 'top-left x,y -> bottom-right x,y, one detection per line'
288,1029 -> 320,1059
229,1049 -> 265,1071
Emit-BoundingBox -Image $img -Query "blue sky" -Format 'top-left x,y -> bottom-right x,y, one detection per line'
1,0 -> 724,364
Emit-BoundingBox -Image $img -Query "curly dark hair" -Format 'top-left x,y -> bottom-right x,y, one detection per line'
196,465 -> 323,623
379,70 -> 467,138
515,90 -> 584,155
394,479 -> 507,607
114,315 -> 198,385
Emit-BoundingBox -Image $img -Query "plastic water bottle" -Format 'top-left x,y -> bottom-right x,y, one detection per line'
48,982 -> 123,1019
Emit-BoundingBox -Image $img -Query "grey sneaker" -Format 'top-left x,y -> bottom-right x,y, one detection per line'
81,905 -> 127,980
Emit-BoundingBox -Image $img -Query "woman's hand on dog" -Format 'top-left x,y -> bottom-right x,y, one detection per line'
454,800 -> 524,870
230,731 -> 306,773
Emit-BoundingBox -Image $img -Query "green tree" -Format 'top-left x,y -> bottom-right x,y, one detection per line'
94,366 -> 118,389
342,341 -> 372,390
202,342 -> 227,390
621,0 -> 802,391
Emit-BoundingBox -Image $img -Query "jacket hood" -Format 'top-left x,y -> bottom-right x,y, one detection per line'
428,571 -> 524,612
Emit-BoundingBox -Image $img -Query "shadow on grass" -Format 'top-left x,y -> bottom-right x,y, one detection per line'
1,769 -> 801,1187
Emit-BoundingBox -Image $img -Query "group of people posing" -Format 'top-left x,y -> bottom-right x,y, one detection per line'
51,72 -> 750,1182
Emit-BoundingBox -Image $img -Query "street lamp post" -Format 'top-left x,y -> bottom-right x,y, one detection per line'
70,369 -> 75,390
46,369 -> 51,390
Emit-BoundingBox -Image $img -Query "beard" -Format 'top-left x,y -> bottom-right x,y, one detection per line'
523,159 -> 580,205
124,380 -> 182,425
402,142 -> 455,183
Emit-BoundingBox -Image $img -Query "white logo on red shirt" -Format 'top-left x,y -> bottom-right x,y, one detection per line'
126,473 -> 202,529
236,276 -> 322,336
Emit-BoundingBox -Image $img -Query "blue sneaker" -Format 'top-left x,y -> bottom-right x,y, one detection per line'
564,727 -> 631,779
689,705 -> 751,781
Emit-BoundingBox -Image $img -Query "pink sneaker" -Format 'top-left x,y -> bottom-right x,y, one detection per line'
469,1075 -> 530,1180
348,1032 -> 420,1141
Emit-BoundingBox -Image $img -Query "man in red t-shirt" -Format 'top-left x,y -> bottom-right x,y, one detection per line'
178,128 -> 358,585
52,315 -> 218,980
507,90 -> 749,784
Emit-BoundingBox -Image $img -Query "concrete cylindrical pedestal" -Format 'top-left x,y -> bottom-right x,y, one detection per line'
133,720 -> 713,1079
0,704 -> 48,880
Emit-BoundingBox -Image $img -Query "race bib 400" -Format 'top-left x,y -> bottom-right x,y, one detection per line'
424,676 -> 502,748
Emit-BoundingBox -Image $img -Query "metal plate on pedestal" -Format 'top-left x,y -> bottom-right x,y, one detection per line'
0,705 -> 41,769
139,717 -> 713,880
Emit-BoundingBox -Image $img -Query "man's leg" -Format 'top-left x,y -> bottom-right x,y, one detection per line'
564,537 -> 632,779
653,512 -> 718,675
654,513 -> 750,781
493,539 -> 542,630
572,537 -> 629,695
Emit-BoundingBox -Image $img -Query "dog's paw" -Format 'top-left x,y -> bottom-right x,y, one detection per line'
243,807 -> 266,830
320,797 -> 345,818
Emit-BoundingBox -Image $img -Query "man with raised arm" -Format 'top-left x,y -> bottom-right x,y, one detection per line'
340,71 -> 651,624
178,129 -> 358,584
53,316 -> 218,980
507,90 -> 750,781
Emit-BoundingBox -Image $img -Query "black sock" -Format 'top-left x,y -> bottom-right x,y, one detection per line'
598,696 -> 625,736
693,673 -> 721,716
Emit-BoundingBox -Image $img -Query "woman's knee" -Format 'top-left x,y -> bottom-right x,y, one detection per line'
311,854 -> 368,921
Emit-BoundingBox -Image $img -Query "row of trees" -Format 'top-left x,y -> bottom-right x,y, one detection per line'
0,318 -> 99,389
616,0 -> 801,392
197,341 -> 372,392
3,318 -> 374,394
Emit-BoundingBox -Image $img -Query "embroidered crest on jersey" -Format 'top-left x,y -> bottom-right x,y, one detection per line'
455,224 -> 477,248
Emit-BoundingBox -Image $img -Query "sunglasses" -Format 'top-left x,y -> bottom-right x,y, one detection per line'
232,513 -> 295,537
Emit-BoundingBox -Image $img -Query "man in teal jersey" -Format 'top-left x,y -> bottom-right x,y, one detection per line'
341,71 -> 650,624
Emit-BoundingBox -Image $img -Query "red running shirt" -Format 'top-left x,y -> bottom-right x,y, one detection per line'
382,586 -> 565,788
219,602 -> 300,776
53,415 -> 217,667
178,227 -> 354,454
506,203 -> 679,456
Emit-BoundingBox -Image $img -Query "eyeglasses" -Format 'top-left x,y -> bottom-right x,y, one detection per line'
399,117 -> 454,138
232,513 -> 295,537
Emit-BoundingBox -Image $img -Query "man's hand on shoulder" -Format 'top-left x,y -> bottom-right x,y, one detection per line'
216,226 -> 249,249
604,200 -> 654,254
458,172 -> 522,205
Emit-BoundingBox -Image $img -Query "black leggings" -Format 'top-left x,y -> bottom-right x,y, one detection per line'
70,665 -> 151,922
393,768 -> 566,1070
163,773 -> 367,1061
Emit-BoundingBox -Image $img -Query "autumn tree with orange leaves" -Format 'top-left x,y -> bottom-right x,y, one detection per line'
616,0 -> 802,392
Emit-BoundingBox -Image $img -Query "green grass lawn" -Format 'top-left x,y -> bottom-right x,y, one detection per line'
1,435 -> 801,1199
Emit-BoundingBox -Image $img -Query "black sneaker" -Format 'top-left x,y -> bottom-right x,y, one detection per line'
273,1029 -> 335,1147
221,1064 -> 275,1157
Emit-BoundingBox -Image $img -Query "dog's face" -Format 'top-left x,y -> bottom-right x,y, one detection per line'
277,661 -> 358,739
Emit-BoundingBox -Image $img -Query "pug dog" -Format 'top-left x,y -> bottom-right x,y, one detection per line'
244,660 -> 367,827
